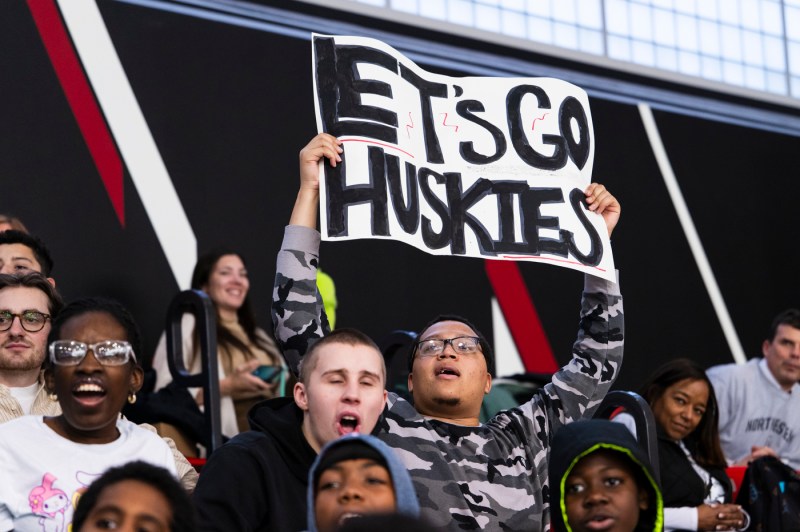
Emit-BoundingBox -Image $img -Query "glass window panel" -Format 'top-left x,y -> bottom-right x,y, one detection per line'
786,7 -> 800,39
390,0 -> 418,13
632,40 -> 656,66
722,60 -> 745,84
629,3 -> 653,41
696,1 -> 719,20
678,50 -> 702,75
765,70 -> 787,93
701,55 -> 723,80
351,0 -> 800,99
764,35 -> 785,69
576,0 -> 603,29
652,0 -> 674,8
608,35 -> 633,61
741,30 -> 764,65
553,21 -> 579,48
791,76 -> 800,97
789,41 -> 800,72
420,0 -> 447,18
718,1 -> 741,25
448,0 -> 475,26
475,4 -> 502,31
578,28 -> 605,54
675,14 -> 699,51
525,0 -> 550,17
743,65 -> 767,90
699,20 -> 721,55
527,17 -> 554,44
674,0 -> 697,15
739,0 -> 761,31
605,0 -> 630,35
721,26 -> 743,61
656,45 -> 679,69
502,10 -> 527,37
760,1 -> 782,35
654,10 -> 676,46
501,0 -> 525,9
552,0 -> 577,23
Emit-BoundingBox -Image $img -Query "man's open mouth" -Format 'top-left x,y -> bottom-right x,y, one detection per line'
436,366 -> 461,378
337,413 -> 361,435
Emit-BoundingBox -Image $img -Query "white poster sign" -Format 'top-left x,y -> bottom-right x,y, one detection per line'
312,34 -> 615,281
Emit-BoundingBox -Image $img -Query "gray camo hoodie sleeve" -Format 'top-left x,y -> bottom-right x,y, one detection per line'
272,225 -> 330,375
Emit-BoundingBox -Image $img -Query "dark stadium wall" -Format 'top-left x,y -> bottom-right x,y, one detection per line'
1,0 -> 797,390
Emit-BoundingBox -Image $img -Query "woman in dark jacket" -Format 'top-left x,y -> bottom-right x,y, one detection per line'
617,359 -> 748,531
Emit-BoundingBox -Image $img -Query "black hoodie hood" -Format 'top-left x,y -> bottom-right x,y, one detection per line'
549,419 -> 663,532
248,396 -> 317,483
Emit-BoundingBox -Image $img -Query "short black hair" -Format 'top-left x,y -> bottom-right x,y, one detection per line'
0,230 -> 54,276
48,297 -> 142,367
767,308 -> 800,342
408,314 -> 495,376
0,272 -> 63,315
71,461 -> 195,532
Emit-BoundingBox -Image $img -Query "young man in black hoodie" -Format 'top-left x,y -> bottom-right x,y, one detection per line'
192,329 -> 388,532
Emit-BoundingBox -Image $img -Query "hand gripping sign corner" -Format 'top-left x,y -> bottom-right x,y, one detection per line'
312,34 -> 615,282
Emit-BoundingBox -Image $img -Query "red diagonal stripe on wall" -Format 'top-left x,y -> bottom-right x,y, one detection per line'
27,0 -> 125,226
484,260 -> 558,373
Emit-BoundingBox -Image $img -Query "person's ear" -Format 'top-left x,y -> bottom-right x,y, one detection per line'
130,365 -> 144,393
638,487 -> 649,511
44,366 -> 55,394
47,277 -> 56,287
294,382 -> 309,411
484,373 -> 492,395
762,339 -> 771,357
407,372 -> 413,394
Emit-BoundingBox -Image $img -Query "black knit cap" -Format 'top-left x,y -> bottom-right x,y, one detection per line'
313,440 -> 389,491
408,314 -> 495,377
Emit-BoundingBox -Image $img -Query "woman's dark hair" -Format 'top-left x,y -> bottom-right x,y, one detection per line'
191,248 -> 276,367
47,296 -> 143,368
71,461 -> 195,532
639,358 -> 726,469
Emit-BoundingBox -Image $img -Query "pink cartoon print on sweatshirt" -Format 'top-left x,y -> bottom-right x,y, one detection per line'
28,473 -> 70,532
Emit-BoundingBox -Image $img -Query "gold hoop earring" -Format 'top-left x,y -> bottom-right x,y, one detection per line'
127,393 -> 137,405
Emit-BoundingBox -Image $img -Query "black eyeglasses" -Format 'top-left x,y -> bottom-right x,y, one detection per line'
415,336 -> 482,358
0,310 -> 51,333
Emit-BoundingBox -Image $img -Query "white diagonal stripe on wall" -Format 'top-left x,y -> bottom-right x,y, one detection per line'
639,103 -> 745,365
57,0 -> 196,289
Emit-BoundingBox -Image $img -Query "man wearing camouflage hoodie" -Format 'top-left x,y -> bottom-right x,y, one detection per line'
273,133 -> 624,530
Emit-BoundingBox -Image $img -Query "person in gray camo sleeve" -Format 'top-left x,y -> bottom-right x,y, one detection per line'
273,133 -> 623,530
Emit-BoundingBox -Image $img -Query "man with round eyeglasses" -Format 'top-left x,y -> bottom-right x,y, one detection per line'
272,135 -> 625,530
0,272 -> 63,421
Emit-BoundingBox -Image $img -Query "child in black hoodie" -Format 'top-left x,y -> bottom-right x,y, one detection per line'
549,419 -> 663,532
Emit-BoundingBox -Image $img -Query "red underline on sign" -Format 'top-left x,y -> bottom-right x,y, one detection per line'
499,255 -> 606,272
340,138 -> 415,159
